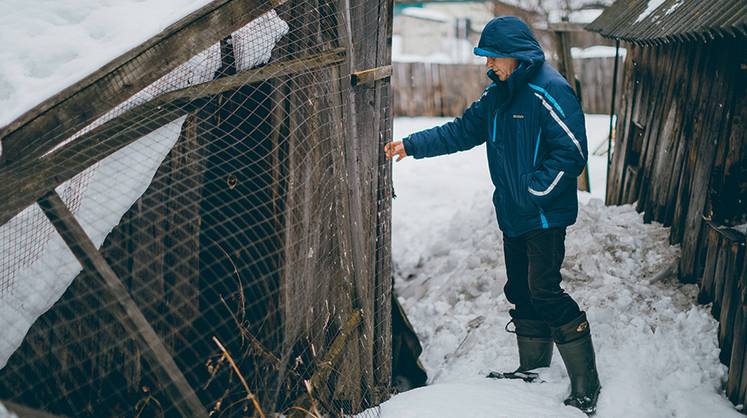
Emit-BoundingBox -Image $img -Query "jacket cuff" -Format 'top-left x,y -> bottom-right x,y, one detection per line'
402,136 -> 417,158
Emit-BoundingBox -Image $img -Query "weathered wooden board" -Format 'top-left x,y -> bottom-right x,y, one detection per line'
718,235 -> 744,366
727,304 -> 746,404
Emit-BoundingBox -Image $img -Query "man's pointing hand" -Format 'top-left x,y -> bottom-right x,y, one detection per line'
384,141 -> 408,162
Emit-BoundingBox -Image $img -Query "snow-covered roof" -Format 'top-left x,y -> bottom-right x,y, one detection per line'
0,0 -> 216,129
587,0 -> 747,44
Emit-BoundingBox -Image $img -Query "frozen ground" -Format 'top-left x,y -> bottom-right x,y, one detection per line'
371,117 -> 742,417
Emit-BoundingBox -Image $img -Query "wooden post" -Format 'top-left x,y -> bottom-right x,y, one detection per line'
552,24 -> 589,193
351,65 -> 392,87
36,191 -> 208,418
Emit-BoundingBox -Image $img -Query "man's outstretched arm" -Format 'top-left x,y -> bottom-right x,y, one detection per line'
385,89 -> 492,161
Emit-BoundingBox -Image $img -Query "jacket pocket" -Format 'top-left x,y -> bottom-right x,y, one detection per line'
519,172 -> 540,212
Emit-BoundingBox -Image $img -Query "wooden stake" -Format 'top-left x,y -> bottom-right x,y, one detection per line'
37,191 -> 208,418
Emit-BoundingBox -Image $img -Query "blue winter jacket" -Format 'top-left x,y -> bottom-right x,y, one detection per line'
402,16 -> 588,238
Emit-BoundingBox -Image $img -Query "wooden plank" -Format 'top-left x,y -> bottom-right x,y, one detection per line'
373,0 -> 394,403
648,44 -> 685,224
623,47 -> 652,204
307,310 -> 363,398
718,238 -> 744,366
739,304 -> 747,406
679,44 -> 733,282
351,65 -> 392,87
0,48 -> 347,227
711,233 -> 732,319
36,191 -> 208,418
548,22 -> 586,33
606,45 -> 637,204
635,45 -> 672,217
670,44 -> 709,244
727,304 -> 746,404
698,227 -> 721,304
0,0 -> 284,165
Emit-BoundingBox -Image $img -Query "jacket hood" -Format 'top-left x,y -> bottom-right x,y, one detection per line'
474,16 -> 545,65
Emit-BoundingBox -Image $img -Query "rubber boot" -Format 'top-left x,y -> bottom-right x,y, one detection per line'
487,318 -> 553,382
552,312 -> 601,415
515,318 -> 553,371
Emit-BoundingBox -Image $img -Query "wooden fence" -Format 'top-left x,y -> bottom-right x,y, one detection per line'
607,37 -> 747,408
392,56 -> 622,117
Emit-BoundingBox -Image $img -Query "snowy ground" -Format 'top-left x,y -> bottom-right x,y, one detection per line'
371,117 -> 742,417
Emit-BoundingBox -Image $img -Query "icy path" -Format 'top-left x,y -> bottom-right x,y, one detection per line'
375,117 -> 741,417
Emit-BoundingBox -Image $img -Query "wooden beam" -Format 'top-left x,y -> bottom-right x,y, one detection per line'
0,0 -> 286,166
2,401 -> 69,418
0,48 -> 347,227
549,22 -> 587,33
351,65 -> 392,87
292,309 -> 363,409
36,191 -> 209,418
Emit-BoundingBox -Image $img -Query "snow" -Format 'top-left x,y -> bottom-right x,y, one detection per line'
0,402 -> 17,418
550,8 -> 605,24
400,7 -> 450,23
665,1 -> 683,16
0,4 -> 288,369
0,0 -> 290,131
0,0 -> 216,128
635,0 -> 666,23
365,117 -> 742,417
393,36 -> 482,65
571,46 -> 627,59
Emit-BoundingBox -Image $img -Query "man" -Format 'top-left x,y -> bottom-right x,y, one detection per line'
384,16 -> 601,415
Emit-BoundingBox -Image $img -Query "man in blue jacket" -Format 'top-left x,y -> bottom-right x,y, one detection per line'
385,16 -> 601,414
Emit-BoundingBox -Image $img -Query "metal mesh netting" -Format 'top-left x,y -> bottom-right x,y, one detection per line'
0,0 -> 393,417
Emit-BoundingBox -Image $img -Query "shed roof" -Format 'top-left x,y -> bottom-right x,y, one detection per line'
586,0 -> 747,45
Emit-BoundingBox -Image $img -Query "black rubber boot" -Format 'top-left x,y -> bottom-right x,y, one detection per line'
487,318 -> 553,382
552,312 -> 601,416
515,318 -> 553,371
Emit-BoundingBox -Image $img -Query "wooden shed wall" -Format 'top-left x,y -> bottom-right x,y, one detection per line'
606,37 -> 747,407
606,37 -> 746,280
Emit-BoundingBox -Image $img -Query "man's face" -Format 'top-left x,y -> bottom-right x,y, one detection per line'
486,57 -> 518,81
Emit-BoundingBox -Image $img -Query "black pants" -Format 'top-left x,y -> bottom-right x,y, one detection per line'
503,227 -> 581,327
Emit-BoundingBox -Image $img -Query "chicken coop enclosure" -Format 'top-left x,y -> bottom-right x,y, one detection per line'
0,0 -> 394,417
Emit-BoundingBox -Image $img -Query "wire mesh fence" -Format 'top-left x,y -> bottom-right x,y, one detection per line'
0,0 -> 393,417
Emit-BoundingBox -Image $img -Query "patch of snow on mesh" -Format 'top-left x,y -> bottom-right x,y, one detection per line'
0,117 -> 185,369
